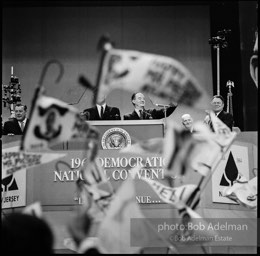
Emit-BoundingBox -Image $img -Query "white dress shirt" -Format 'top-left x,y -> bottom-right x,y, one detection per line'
96,103 -> 106,118
215,111 -> 221,117
19,118 -> 27,131
135,109 -> 142,118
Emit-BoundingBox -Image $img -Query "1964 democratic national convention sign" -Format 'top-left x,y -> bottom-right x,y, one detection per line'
101,127 -> 131,149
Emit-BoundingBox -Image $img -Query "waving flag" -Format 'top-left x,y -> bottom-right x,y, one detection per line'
96,176 -> 152,253
96,48 -> 210,109
163,120 -> 237,178
163,121 -> 193,178
209,111 -> 237,148
187,122 -> 230,176
79,159 -> 114,202
222,176 -> 257,209
2,146 -> 66,179
142,178 -> 197,209
21,94 -> 99,151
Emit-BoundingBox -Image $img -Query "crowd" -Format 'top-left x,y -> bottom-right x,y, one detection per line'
1,92 -> 235,254
2,92 -> 234,136
1,25 -> 257,254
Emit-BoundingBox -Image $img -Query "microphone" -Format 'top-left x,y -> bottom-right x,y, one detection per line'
155,103 -> 170,108
68,76 -> 94,105
147,95 -> 171,108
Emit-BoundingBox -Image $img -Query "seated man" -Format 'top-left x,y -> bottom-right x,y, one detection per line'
181,114 -> 194,133
123,92 -> 177,120
3,104 -> 29,135
82,95 -> 121,121
204,95 -> 234,131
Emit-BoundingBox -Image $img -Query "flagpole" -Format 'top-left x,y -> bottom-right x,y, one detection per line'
93,35 -> 113,106
143,217 -> 180,254
185,138 -> 236,210
128,172 -> 180,253
186,175 -> 205,210
163,106 -> 167,136
20,60 -> 63,150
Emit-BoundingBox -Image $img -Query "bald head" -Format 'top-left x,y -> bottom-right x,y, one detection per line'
181,114 -> 193,131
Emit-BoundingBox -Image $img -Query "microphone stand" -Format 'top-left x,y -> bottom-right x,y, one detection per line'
147,96 -> 169,136
154,104 -> 169,136
209,29 -> 230,95
163,106 -> 167,136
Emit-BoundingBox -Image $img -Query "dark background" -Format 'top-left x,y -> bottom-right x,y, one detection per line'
2,1 -> 258,131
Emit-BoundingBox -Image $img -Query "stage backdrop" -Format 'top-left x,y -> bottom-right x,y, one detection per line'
2,4 -> 213,124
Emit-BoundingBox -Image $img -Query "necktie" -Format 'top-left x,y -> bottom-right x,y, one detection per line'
139,110 -> 143,119
100,106 -> 104,119
20,121 -> 25,132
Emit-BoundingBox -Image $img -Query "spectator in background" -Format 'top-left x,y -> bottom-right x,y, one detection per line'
2,212 -> 54,254
2,104 -> 29,135
204,95 -> 234,131
181,114 -> 194,133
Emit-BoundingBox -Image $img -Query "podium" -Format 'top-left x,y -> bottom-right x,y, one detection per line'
67,120 -> 164,150
2,120 -> 166,208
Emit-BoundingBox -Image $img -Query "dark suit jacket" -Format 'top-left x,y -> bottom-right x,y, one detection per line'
123,105 -> 177,120
2,118 -> 29,135
217,110 -> 234,131
83,105 -> 121,121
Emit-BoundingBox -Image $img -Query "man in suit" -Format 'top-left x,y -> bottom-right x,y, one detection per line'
123,92 -> 177,120
204,95 -> 234,131
82,95 -> 121,121
3,104 -> 29,135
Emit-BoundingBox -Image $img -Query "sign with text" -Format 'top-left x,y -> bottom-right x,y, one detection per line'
28,150 -> 168,206
2,146 -> 27,209
212,144 -> 250,204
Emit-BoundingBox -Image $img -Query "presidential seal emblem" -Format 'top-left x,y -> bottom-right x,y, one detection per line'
101,127 -> 131,149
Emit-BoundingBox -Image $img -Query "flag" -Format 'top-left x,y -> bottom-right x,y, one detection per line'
130,167 -> 197,209
163,121 -> 193,178
96,48 -> 210,109
76,158 -> 114,217
222,176 -> 257,209
2,147 -> 66,179
140,177 -> 197,210
209,111 -> 237,149
21,94 -> 99,151
169,206 -> 218,246
120,137 -> 163,155
163,120 -> 237,178
187,122 -> 230,176
79,159 -> 114,202
96,177 -> 152,253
